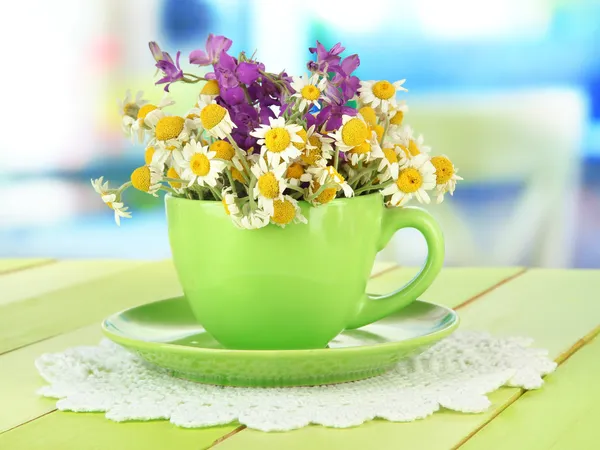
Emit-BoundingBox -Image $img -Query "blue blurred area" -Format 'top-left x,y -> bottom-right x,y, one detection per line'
1,0 -> 599,266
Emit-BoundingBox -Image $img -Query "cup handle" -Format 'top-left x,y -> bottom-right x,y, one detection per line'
346,206 -> 445,329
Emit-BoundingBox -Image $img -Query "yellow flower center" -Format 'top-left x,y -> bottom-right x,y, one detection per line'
383,147 -> 398,164
231,167 -> 246,183
326,166 -> 345,183
200,104 -> 226,130
167,167 -> 182,189
358,106 -> 377,126
137,104 -> 157,120
301,85 -> 320,101
106,202 -> 114,210
156,116 -> 185,141
222,197 -> 231,215
286,162 -> 305,179
210,140 -> 235,160
400,139 -> 420,158
257,172 -> 280,199
308,135 -> 322,150
431,156 -> 454,185
144,146 -> 155,165
371,124 -> 384,142
313,181 -> 337,204
390,110 -> 404,125
123,102 -> 139,118
372,81 -> 395,100
186,113 -> 199,120
272,199 -> 296,225
341,118 -> 369,146
265,127 -> 291,153
396,167 -> 423,193
131,166 -> 151,192
301,148 -> 322,165
201,79 -> 220,95
293,128 -> 308,150
350,141 -> 371,155
190,153 -> 211,176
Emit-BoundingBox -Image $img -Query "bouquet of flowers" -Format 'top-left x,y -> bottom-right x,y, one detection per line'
93,34 -> 462,228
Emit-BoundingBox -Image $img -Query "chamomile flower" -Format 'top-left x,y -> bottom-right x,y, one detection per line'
285,162 -> 312,187
91,176 -> 110,195
119,90 -> 147,121
270,195 -> 307,228
330,114 -> 370,153
130,163 -> 163,196
308,164 -> 354,198
150,115 -> 195,150
378,145 -> 408,181
128,95 -> 174,144
390,125 -> 431,158
250,158 -> 287,215
100,193 -> 131,226
388,101 -> 408,127
147,139 -> 185,168
221,187 -> 240,216
291,74 -> 327,111
430,155 -> 463,203
358,79 -> 407,113
382,154 -> 436,207
165,166 -> 185,193
199,79 -> 220,103
197,99 -> 235,139
301,125 -> 334,165
347,130 -> 385,166
250,116 -> 304,165
175,139 -> 226,187
237,206 -> 270,230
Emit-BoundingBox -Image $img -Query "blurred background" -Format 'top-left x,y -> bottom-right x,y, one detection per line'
0,0 -> 599,267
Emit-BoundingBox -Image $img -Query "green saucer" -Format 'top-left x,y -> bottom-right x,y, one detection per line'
102,297 -> 459,387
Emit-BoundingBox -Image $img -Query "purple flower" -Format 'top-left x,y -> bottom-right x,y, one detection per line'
236,61 -> 263,85
220,86 -> 246,105
189,34 -> 232,66
308,41 -> 345,73
316,104 -> 356,131
148,42 -> 183,91
213,51 -> 239,89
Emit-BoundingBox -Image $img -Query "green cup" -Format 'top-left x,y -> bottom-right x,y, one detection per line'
166,194 -> 444,350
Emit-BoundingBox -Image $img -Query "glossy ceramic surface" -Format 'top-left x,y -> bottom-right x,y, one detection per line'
165,194 -> 445,350
102,296 -> 459,387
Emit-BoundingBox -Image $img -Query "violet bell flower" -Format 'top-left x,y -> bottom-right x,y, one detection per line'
307,41 -> 345,73
189,34 -> 232,66
148,42 -> 183,92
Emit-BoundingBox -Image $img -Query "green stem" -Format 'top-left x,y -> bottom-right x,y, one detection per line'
226,169 -> 237,193
334,150 -> 340,172
248,175 -> 257,210
116,182 -> 132,196
285,183 -> 305,195
183,73 -> 206,80
241,84 -> 253,104
159,185 -> 177,196
355,180 -> 393,195
306,182 -> 337,201
207,184 -> 222,200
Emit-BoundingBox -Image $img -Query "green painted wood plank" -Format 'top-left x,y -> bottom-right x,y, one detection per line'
0,259 -> 53,275
0,260 -> 144,307
0,412 -> 234,450
461,335 -> 600,450
0,262 -> 397,443
215,269 -> 600,450
0,260 -> 181,354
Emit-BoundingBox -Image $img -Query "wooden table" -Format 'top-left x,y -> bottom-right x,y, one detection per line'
0,259 -> 599,449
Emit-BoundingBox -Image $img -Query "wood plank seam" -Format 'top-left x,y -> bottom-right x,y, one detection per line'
0,259 -> 56,276
207,267 -> 530,448
453,324 -> 600,449
206,426 -> 246,450
452,268 -> 528,311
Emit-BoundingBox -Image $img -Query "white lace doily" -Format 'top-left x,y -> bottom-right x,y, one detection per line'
35,331 -> 556,432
